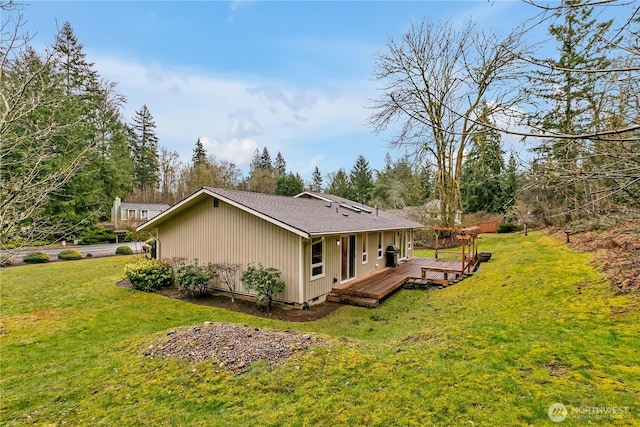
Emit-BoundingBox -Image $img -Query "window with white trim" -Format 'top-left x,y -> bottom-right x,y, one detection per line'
140,210 -> 148,220
377,232 -> 383,259
311,237 -> 324,279
362,233 -> 368,264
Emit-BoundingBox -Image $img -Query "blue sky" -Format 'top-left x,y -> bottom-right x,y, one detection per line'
18,1 -> 631,181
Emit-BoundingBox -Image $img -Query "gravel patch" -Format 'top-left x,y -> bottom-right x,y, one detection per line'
144,322 -> 328,373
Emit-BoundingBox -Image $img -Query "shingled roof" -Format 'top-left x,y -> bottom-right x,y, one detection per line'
137,188 -> 423,238
121,202 -> 170,211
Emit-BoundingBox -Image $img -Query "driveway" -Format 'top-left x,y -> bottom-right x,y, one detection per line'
2,242 -> 146,264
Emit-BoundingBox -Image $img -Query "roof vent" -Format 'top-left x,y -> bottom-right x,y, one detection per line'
342,213 -> 349,217
325,202 -> 332,208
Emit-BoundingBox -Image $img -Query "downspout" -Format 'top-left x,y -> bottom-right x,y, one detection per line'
299,236 -> 305,305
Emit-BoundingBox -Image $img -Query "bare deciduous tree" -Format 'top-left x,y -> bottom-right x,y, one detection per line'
369,18 -> 525,226
210,262 -> 240,302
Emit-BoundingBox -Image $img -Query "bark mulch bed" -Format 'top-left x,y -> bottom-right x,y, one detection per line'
117,279 -> 341,322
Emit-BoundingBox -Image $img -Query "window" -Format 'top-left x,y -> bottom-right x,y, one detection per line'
362,233 -> 368,264
311,237 -> 324,279
377,232 -> 383,259
128,209 -> 136,220
140,210 -> 148,220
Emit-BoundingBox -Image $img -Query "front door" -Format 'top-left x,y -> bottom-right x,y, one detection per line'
341,235 -> 356,282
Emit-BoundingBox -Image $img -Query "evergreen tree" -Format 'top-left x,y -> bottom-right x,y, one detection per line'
275,173 -> 304,196
418,162 -> 434,201
501,152 -> 519,213
45,22 -> 103,227
259,147 -> 272,171
459,110 -> 505,213
274,152 -> 287,176
91,82 -> 135,218
54,22 -> 99,95
326,169 -> 351,198
192,138 -> 207,167
131,105 -> 160,200
1,16 -> 132,244
249,148 -> 261,174
246,146 -> 277,193
311,166 -> 323,192
372,155 -> 428,209
526,0 -> 615,221
349,155 -> 374,204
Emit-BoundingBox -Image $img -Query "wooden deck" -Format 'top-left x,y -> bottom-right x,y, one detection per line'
327,257 -> 477,308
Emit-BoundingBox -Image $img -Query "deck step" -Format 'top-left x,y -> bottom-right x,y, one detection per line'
327,292 -> 380,308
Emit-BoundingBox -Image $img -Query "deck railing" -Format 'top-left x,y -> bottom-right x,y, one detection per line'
433,226 -> 479,274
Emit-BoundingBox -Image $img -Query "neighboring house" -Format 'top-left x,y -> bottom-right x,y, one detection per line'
393,200 -> 462,226
137,188 -> 423,308
111,197 -> 170,228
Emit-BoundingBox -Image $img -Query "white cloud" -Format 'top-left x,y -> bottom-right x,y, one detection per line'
91,53 -> 374,172
200,137 -> 258,166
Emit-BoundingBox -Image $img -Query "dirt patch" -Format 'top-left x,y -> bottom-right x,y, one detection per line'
563,222 -> 640,294
117,279 -> 341,322
143,322 -> 328,374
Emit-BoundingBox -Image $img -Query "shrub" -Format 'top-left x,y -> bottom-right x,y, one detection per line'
240,263 -> 285,309
176,263 -> 213,296
85,253 -> 93,258
124,259 -> 174,292
58,249 -> 82,261
23,251 -> 50,264
115,246 -> 134,255
497,223 -> 519,233
210,263 -> 239,302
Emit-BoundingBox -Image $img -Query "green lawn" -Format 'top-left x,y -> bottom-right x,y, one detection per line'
1,233 -> 638,426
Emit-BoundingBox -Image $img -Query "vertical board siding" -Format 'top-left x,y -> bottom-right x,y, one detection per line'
302,229 -> 409,301
157,197 -> 417,306
158,198 -> 301,303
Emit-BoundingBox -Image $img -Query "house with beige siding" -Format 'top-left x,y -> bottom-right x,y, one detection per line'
137,188 -> 423,308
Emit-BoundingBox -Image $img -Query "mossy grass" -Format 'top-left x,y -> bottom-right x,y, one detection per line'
1,233 -> 638,425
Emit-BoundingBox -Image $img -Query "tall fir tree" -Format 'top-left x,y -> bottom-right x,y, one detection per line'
249,148 -> 261,174
501,152 -> 519,214
349,155 -> 374,204
460,107 -> 505,213
46,22 -> 105,228
311,166 -> 323,192
131,105 -> 160,200
327,169 -> 351,199
259,147 -> 273,170
526,0 -> 615,221
192,138 -> 207,167
274,152 -> 287,176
